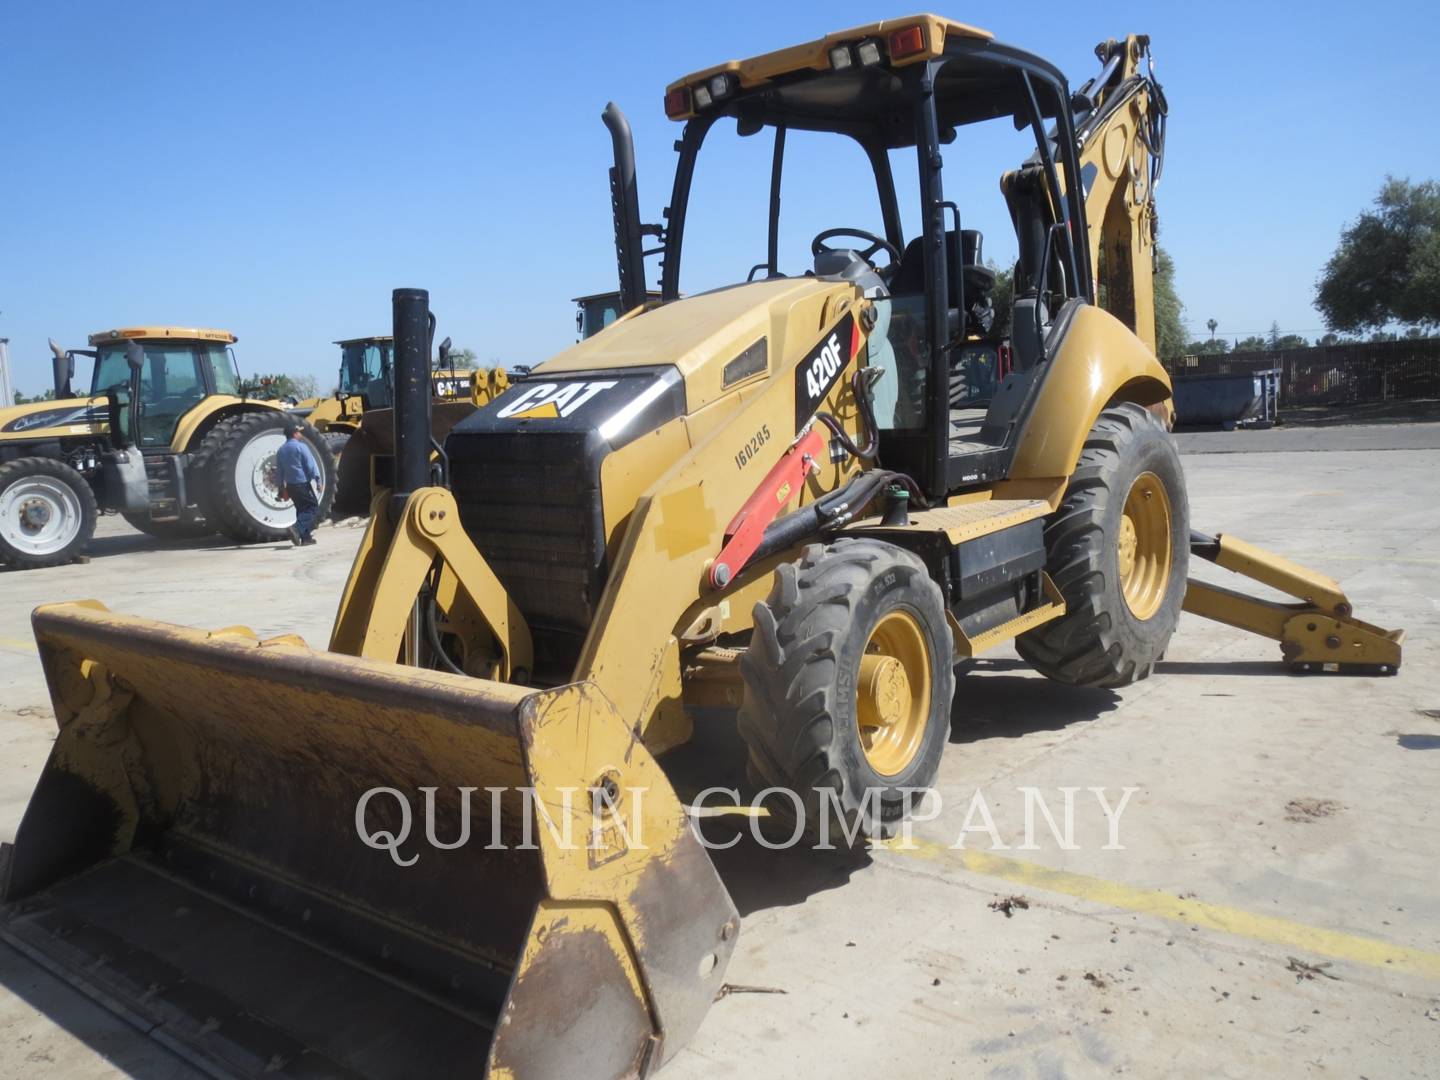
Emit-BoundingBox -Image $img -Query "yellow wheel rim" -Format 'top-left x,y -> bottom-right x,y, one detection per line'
1119,470 -> 1173,620
856,609 -> 932,777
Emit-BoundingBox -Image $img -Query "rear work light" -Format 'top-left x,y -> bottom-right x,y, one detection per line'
708,73 -> 734,100
693,84 -> 713,109
664,86 -> 690,118
828,44 -> 853,70
888,25 -> 926,60
856,39 -> 883,66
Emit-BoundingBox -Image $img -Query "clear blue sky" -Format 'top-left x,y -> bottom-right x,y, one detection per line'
2,1 -> 1436,396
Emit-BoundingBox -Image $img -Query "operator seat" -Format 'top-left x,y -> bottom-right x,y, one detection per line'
888,229 -> 997,338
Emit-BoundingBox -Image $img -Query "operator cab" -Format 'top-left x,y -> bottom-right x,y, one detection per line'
89,328 -> 241,449
657,16 -> 1089,497
335,336 -> 395,408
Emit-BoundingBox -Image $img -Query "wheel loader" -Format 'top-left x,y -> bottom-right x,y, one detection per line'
0,327 -> 336,567
329,338 -> 513,516
293,334 -> 485,456
0,17 -> 1404,1079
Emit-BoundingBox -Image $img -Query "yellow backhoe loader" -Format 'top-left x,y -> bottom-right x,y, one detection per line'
0,17 -> 1403,1079
0,327 -> 335,567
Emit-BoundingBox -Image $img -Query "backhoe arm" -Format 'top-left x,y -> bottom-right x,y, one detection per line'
1070,34 -> 1167,354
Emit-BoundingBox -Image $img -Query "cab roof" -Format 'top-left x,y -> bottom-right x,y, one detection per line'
333,336 -> 393,346
89,326 -> 236,346
666,13 -> 991,110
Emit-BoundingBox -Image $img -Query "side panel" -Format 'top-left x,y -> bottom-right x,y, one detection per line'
1007,304 -> 1171,481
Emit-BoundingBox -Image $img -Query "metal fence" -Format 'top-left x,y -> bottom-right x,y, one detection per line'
1166,337 -> 1440,408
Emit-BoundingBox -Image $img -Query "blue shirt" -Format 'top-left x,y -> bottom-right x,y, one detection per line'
276,436 -> 321,487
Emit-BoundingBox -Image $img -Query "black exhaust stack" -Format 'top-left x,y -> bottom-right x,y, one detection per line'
390,287 -> 433,522
603,103 -> 647,315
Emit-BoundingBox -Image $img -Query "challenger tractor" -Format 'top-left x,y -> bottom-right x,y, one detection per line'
0,326 -> 335,567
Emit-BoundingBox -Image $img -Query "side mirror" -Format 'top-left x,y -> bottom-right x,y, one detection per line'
124,340 -> 145,372
438,336 -> 452,366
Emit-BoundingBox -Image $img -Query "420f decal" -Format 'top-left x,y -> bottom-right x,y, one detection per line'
793,312 -> 857,432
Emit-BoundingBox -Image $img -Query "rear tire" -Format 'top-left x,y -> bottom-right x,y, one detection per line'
1016,402 -> 1188,687
197,412 -> 336,543
737,538 -> 954,841
0,457 -> 97,569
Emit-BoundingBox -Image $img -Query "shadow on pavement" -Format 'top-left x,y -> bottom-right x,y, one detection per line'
950,659 -> 1120,742
1154,659 -> 1288,677
0,940 -> 197,1079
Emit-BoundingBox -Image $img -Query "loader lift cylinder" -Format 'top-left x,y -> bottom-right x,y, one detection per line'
390,287 -> 434,522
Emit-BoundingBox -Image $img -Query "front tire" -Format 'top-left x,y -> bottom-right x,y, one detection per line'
737,538 -> 954,840
0,457 -> 97,569
197,412 -> 336,543
1016,402 -> 1188,687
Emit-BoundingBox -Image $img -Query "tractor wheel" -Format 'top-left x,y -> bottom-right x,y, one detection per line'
331,428 -> 377,519
197,412 -> 336,543
0,456 -> 97,569
322,430 -> 351,459
1016,402 -> 1188,688
737,538 -> 954,841
121,512 -> 214,540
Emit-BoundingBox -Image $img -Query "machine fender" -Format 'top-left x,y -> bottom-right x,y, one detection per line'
1007,304 -> 1172,480
170,397 -> 282,453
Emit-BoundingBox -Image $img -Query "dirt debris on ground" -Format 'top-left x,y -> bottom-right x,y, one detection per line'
1284,797 -> 1344,823
1286,957 -> 1341,982
989,895 -> 1030,917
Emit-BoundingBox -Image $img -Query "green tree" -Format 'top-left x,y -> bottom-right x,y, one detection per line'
987,262 -> 1014,338
1235,336 -> 1268,352
443,347 -> 479,370
1404,326 -> 1426,339
1153,247 -> 1186,361
244,373 -> 319,400
1315,177 -> 1440,331
1183,338 -> 1229,356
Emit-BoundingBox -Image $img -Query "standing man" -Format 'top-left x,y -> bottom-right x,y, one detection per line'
277,422 -> 322,546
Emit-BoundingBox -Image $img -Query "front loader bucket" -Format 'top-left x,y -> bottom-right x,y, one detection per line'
0,601 -> 736,1079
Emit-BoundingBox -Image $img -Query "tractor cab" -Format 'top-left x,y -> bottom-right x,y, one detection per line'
623,15 -> 1092,498
335,335 -> 395,408
88,327 -> 242,450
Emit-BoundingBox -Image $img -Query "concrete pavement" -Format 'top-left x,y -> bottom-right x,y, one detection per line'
1,426 -> 1437,1079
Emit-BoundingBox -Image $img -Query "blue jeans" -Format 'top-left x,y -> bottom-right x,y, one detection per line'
291,485 -> 320,541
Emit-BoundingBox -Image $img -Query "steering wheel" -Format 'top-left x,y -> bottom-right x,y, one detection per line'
811,227 -> 902,269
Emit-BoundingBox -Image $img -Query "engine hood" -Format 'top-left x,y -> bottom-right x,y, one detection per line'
534,277 -> 848,415
0,396 -> 108,442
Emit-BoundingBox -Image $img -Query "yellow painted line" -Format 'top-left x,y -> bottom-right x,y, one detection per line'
0,635 -> 37,655
879,837 -> 1440,980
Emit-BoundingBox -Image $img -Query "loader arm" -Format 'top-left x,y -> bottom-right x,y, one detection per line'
1183,531 -> 1403,673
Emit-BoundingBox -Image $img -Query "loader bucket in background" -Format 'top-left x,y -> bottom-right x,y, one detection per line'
0,601 -> 737,1079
